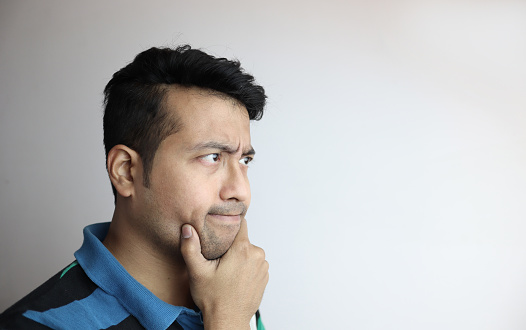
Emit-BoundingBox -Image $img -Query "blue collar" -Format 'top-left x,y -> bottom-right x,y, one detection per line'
74,222 -> 203,330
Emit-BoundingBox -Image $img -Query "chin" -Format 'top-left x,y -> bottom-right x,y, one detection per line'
201,239 -> 234,260
199,222 -> 239,260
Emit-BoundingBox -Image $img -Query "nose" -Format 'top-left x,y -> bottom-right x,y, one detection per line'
219,161 -> 251,203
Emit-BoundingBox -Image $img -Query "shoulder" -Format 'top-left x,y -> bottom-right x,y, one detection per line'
0,261 -> 97,329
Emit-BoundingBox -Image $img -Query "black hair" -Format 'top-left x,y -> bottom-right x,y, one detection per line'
103,45 -> 266,199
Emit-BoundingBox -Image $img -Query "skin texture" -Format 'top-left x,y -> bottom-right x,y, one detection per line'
103,86 -> 269,328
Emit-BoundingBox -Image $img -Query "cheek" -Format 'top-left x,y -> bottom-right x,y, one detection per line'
151,161 -> 223,220
170,175 -> 220,219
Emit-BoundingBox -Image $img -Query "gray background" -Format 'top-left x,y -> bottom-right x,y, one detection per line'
1,1 -> 526,329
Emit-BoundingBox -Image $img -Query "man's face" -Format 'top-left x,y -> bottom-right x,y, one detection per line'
133,86 -> 253,260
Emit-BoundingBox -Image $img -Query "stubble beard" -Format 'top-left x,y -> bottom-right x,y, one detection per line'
141,192 -> 246,260
199,202 -> 247,260
199,220 -> 240,260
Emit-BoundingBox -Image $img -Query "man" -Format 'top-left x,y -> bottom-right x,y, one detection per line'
0,45 -> 269,329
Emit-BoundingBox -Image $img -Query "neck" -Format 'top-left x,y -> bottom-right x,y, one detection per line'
103,207 -> 194,309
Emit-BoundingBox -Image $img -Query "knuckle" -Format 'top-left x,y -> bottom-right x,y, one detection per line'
253,246 -> 265,259
234,241 -> 251,255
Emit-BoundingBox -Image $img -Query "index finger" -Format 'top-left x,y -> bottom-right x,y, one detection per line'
232,217 -> 250,245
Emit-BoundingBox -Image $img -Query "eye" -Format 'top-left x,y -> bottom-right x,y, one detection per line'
239,156 -> 253,166
201,153 -> 220,163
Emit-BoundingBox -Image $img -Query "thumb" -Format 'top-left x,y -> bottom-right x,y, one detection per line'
180,224 -> 208,274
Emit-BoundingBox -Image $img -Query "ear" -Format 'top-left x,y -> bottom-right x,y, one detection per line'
107,144 -> 141,198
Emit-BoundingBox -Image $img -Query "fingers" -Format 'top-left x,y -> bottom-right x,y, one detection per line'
232,217 -> 250,245
180,224 -> 208,275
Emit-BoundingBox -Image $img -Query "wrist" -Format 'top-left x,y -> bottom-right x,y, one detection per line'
202,311 -> 250,330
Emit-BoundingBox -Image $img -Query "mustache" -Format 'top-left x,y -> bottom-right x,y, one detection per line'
208,202 -> 247,216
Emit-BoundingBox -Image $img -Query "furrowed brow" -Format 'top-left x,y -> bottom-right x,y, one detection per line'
190,142 -> 236,153
243,146 -> 256,157
190,141 -> 256,156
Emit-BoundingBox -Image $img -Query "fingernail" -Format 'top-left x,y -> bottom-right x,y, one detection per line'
182,225 -> 192,239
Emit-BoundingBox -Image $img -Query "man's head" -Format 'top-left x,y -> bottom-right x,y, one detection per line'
103,45 -> 265,196
103,46 -> 266,259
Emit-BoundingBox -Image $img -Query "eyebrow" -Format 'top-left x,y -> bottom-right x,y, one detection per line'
189,141 -> 256,156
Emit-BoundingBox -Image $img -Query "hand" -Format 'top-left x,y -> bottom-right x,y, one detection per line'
180,218 -> 269,330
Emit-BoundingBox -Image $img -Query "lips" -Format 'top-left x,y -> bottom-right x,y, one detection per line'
208,214 -> 242,222
209,212 -> 241,217
208,203 -> 247,218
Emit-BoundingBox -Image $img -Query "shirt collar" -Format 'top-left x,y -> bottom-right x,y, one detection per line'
74,222 -> 202,330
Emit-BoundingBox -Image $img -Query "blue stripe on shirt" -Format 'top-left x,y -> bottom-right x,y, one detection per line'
23,288 -> 130,329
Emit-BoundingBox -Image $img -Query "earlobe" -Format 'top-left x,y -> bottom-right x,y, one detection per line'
107,145 -> 139,198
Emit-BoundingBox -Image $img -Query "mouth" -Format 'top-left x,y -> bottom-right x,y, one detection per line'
207,203 -> 247,223
207,213 -> 242,223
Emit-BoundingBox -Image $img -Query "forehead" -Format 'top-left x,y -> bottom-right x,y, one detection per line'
162,86 -> 251,148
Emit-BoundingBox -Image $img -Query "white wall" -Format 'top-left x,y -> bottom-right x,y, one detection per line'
1,1 -> 525,329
